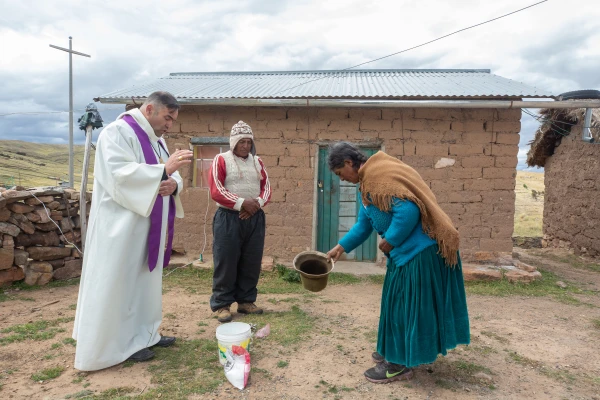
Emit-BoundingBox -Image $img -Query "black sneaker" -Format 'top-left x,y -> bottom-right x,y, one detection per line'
372,352 -> 384,363
364,361 -> 413,384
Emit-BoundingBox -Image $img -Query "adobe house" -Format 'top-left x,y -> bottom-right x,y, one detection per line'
527,106 -> 600,257
96,69 -> 553,265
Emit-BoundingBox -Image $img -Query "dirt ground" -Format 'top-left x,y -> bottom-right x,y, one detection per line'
1,247 -> 599,400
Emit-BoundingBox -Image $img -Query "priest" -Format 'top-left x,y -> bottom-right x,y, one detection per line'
72,91 -> 193,371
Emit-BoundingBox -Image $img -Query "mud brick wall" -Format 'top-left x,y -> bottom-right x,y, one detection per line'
0,187 -> 88,286
543,122 -> 600,256
164,106 -> 521,262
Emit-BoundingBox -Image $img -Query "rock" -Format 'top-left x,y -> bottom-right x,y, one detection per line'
64,188 -> 77,199
47,259 -> 65,269
71,192 -> 81,201
46,201 -> 61,210
462,264 -> 502,282
434,157 -> 456,169
50,211 -> 63,221
6,202 -> 35,214
0,266 -> 25,285
0,248 -> 15,270
556,281 -> 568,289
261,256 -> 274,272
15,231 -> 60,247
8,213 -> 36,235
25,261 -> 53,285
25,211 -> 42,223
3,235 -> 14,248
32,208 -> 52,223
0,196 -> 6,208
72,216 -> 81,229
0,222 -> 20,237
505,269 -> 542,283
62,206 -> 79,217
60,230 -> 81,244
513,260 -> 537,272
53,259 -> 82,280
26,246 -> 72,261
0,208 -> 10,222
13,249 -> 29,266
24,196 -> 55,205
60,218 -> 74,231
36,222 -> 58,232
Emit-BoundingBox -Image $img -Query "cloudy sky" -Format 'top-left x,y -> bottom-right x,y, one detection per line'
1,0 -> 599,170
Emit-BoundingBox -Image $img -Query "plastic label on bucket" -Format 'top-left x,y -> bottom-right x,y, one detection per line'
218,337 -> 250,365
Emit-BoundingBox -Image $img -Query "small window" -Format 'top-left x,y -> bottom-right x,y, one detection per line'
194,145 -> 228,188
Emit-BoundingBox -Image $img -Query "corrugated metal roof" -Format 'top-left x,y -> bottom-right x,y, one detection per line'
97,69 -> 553,102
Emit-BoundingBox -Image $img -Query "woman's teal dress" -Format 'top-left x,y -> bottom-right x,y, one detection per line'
339,197 -> 470,367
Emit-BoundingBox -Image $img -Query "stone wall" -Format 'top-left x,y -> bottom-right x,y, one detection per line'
543,121 -> 600,256
164,106 -> 521,263
0,187 -> 88,286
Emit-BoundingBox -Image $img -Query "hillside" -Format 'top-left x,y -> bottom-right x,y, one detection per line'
514,170 -> 544,237
0,140 -> 95,190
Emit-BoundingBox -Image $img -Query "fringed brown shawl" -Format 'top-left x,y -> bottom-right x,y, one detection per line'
358,151 -> 460,266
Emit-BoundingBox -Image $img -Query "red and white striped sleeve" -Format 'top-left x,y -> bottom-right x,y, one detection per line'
208,154 -> 243,210
256,156 -> 272,208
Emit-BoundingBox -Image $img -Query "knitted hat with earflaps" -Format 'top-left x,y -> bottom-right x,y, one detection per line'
230,120 -> 256,155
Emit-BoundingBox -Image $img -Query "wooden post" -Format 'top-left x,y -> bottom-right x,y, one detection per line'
79,124 -> 93,251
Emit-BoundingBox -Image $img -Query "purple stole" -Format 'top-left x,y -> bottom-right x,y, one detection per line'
122,115 -> 176,272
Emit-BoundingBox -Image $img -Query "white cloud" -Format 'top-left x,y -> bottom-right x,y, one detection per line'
0,0 -> 598,172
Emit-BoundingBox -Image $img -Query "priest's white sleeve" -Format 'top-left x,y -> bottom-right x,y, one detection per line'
94,124 -> 164,217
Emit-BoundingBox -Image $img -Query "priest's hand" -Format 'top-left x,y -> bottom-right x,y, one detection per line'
239,210 -> 252,220
165,149 -> 193,175
159,177 -> 178,196
326,244 -> 345,263
379,239 -> 394,254
242,198 -> 260,215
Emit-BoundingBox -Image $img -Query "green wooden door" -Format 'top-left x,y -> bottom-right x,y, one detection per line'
316,147 -> 377,261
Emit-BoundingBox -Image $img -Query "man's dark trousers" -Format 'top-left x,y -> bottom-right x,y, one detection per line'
210,207 -> 265,311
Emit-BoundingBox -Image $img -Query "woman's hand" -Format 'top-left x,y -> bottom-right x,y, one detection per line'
379,239 -> 394,254
326,244 -> 345,263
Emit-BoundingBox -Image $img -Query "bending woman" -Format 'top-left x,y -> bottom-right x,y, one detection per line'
326,142 -> 470,384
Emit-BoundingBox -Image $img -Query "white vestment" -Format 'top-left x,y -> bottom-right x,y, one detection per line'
72,108 -> 184,371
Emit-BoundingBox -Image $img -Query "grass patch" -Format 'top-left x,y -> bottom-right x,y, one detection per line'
432,359 -> 494,390
63,337 -> 76,346
65,390 -> 94,399
592,319 -> 600,330
276,264 -> 301,283
238,305 -> 314,346
9,278 -> 80,292
0,317 -> 74,345
365,274 -> 385,285
465,270 -> 593,305
137,339 -> 223,398
480,330 -> 510,344
93,387 -> 136,399
529,250 -> 600,273
364,329 -> 378,343
31,366 -> 64,381
164,313 -> 176,320
508,352 -> 577,383
277,360 -> 289,368
328,272 -> 362,285
267,297 -> 300,304
68,304 -> 77,310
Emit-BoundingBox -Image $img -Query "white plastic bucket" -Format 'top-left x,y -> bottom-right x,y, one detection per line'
216,322 -> 252,365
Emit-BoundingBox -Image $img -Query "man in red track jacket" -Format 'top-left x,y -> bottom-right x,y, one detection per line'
208,120 -> 271,322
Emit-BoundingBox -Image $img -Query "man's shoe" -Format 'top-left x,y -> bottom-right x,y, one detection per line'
237,302 -> 263,315
126,348 -> 155,362
364,361 -> 413,384
372,351 -> 384,363
216,306 -> 233,323
154,336 -> 176,348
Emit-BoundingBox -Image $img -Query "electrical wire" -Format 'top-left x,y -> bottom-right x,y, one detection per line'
272,0 -> 549,95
